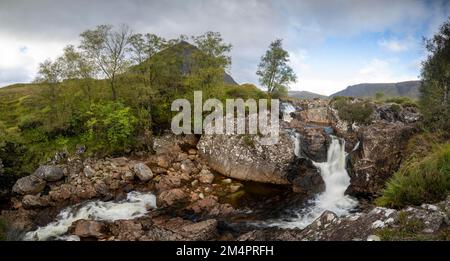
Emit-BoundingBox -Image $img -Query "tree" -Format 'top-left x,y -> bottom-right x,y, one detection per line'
59,45 -> 96,102
257,39 -> 297,95
128,33 -> 167,64
35,58 -> 64,123
79,24 -> 132,100
192,31 -> 232,70
420,18 -> 450,132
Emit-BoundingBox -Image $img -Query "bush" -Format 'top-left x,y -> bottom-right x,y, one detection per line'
84,102 -> 138,151
376,143 -> 450,208
332,98 -> 373,126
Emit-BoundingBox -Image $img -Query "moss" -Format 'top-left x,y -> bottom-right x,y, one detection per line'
242,135 -> 255,147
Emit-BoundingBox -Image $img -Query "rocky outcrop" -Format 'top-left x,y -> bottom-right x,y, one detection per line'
12,175 -> 46,195
239,196 -> 450,241
197,132 -> 295,184
329,101 -> 421,196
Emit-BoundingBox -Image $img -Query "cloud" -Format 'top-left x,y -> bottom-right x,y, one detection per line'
378,38 -> 409,52
0,0 -> 447,91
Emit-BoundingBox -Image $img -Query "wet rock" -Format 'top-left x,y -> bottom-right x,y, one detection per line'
70,220 -> 105,238
133,163 -> 153,181
33,165 -> 64,182
109,220 -> 143,241
198,169 -> 214,184
157,188 -> 187,207
12,175 -> 46,195
289,158 -> 324,195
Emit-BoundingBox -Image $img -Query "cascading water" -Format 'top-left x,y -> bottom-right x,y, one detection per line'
24,191 -> 156,241
269,136 -> 357,229
281,102 -> 296,123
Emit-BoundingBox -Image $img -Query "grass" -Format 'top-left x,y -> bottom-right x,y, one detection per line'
376,141 -> 450,208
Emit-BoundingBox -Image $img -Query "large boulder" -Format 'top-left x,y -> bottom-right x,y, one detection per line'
157,188 -> 187,207
12,175 -> 46,195
33,165 -> 64,181
197,132 -> 295,184
346,122 -> 416,196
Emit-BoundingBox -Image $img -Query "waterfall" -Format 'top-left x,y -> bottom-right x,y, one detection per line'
293,132 -> 301,157
24,191 -> 156,241
281,102 -> 296,122
269,136 -> 357,229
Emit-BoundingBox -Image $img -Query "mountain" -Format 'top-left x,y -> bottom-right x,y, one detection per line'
331,80 -> 421,99
132,41 -> 238,85
288,90 -> 328,99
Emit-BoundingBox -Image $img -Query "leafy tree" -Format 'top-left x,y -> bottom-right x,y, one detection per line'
79,24 -> 132,100
192,31 -> 232,70
59,45 -> 96,102
257,39 -> 297,95
35,58 -> 64,123
128,33 -> 167,64
84,101 -> 137,150
420,18 -> 450,133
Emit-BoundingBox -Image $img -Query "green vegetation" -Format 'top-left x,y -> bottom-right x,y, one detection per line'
376,142 -> 450,208
384,96 -> 418,108
331,96 -> 373,129
0,25 -> 270,182
419,19 -> 450,133
256,39 -> 296,97
376,18 -> 450,209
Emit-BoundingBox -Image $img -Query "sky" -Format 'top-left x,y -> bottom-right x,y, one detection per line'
0,0 -> 449,95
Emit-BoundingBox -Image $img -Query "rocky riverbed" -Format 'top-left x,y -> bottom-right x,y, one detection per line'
1,98 -> 448,241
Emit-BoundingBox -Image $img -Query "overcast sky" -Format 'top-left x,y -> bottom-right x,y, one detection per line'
0,0 -> 449,95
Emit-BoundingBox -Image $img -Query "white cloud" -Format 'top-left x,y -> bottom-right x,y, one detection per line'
378,38 -> 409,52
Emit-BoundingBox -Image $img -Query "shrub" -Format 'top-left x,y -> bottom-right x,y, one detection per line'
332,98 -> 373,126
376,143 -> 450,208
84,102 -> 138,151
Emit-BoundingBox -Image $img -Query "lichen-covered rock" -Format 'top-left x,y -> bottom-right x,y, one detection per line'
197,132 -> 295,184
33,165 -> 64,182
198,169 -> 215,184
12,175 -> 46,195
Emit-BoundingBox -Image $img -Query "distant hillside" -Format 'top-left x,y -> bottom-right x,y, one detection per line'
288,90 -> 328,99
331,80 -> 421,99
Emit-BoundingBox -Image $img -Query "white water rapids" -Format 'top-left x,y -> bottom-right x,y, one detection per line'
24,191 -> 156,241
268,136 -> 358,229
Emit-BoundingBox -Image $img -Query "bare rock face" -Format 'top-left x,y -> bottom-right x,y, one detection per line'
12,175 -> 46,195
33,165 -> 64,182
346,122 -> 416,196
197,132 -> 295,185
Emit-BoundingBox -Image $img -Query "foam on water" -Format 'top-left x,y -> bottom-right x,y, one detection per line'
24,191 -> 156,241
